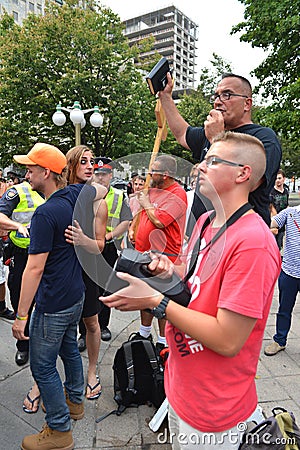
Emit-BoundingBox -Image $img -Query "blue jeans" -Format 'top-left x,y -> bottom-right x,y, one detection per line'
29,297 -> 84,431
274,270 -> 300,347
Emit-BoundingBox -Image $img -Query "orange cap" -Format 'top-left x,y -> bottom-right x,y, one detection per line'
14,143 -> 67,174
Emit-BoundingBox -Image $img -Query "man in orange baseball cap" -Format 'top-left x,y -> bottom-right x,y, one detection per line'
11,142 -> 105,450
14,142 -> 67,175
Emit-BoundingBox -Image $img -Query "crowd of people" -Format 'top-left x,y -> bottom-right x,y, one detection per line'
0,71 -> 297,450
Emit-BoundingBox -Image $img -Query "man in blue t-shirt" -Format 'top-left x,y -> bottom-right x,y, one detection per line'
159,72 -> 282,228
11,143 -> 106,450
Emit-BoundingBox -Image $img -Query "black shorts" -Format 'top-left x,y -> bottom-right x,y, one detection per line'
81,271 -> 102,318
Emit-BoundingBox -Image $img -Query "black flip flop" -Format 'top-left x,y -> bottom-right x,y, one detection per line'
23,390 -> 41,414
86,375 -> 102,400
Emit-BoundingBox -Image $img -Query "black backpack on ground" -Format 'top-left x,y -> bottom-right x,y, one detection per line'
113,333 -> 166,414
95,333 -> 166,423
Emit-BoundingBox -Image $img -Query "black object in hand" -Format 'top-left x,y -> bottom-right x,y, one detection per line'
103,248 -> 191,307
146,57 -> 171,95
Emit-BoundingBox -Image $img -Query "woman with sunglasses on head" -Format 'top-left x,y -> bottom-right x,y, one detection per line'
64,145 -> 108,400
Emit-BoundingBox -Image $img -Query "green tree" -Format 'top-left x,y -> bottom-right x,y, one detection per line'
198,53 -> 232,100
232,0 -> 300,175
0,0 -> 158,166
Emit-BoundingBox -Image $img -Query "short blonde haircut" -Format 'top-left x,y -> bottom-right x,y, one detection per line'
212,132 -> 266,191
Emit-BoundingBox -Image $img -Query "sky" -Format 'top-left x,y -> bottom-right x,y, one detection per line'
100,0 -> 266,90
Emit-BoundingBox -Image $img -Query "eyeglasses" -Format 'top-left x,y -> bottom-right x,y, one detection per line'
204,156 -> 244,168
210,92 -> 248,103
149,169 -> 164,176
80,158 -> 95,165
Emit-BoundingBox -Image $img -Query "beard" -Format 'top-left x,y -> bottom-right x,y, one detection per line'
151,176 -> 164,188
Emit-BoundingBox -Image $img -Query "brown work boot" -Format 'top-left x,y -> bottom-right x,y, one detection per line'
21,423 -> 74,449
41,391 -> 84,420
65,391 -> 84,420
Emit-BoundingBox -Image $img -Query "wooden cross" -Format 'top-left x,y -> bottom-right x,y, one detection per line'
130,98 -> 168,239
144,99 -> 168,190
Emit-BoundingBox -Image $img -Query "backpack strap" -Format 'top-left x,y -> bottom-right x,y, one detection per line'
123,340 -> 161,394
123,342 -> 137,395
141,340 -> 160,375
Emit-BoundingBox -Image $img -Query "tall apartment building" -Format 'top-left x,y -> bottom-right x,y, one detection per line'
0,0 -> 45,23
0,2 -> 198,92
123,5 -> 198,93
0,0 -> 63,24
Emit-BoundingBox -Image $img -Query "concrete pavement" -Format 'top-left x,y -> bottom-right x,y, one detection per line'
1,284 -> 300,449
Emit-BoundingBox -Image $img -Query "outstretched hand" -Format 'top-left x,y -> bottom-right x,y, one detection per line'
100,272 -> 163,312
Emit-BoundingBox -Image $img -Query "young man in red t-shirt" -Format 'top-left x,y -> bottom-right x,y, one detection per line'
102,132 -> 281,449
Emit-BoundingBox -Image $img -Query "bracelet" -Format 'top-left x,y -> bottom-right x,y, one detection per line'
16,313 -> 28,321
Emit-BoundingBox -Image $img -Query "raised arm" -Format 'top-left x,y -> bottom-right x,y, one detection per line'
158,72 -> 190,149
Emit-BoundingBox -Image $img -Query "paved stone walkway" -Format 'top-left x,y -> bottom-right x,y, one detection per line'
0,285 -> 299,449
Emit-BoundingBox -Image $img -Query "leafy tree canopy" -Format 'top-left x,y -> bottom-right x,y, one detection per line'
0,0 -> 159,167
232,0 -> 300,175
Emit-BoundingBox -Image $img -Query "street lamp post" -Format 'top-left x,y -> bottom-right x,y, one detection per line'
52,101 -> 103,150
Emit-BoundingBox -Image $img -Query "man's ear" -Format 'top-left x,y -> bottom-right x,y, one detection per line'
236,165 -> 251,184
44,168 -> 51,179
244,97 -> 252,112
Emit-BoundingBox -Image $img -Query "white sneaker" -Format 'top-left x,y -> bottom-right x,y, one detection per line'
264,341 -> 286,356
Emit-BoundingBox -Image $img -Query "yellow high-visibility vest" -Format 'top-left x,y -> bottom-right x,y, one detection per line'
10,182 -> 44,248
105,186 -> 123,237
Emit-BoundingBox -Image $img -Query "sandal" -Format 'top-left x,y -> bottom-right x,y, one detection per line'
86,375 -> 102,400
23,389 -> 41,414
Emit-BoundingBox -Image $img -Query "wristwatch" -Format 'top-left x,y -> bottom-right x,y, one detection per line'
150,296 -> 170,319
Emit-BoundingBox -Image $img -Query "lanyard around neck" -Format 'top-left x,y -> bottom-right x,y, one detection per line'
184,202 -> 253,283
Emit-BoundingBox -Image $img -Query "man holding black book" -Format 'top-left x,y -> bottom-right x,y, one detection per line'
158,71 -> 282,230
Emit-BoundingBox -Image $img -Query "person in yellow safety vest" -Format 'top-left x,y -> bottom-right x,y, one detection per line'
9,182 -> 44,247
77,156 -> 132,347
105,184 -> 126,250
0,177 -> 44,367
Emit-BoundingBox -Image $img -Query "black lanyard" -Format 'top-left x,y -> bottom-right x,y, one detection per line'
184,202 -> 253,283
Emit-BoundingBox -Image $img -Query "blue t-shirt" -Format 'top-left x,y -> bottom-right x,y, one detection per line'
186,123 -> 282,225
29,184 -> 95,313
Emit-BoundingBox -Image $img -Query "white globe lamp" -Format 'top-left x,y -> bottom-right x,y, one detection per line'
70,101 -> 84,124
90,106 -> 103,128
52,104 -> 66,126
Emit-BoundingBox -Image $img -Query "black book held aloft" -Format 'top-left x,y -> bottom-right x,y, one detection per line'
146,57 -> 171,95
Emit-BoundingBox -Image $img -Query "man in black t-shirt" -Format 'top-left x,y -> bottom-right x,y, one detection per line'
269,169 -> 289,249
159,72 -> 282,230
